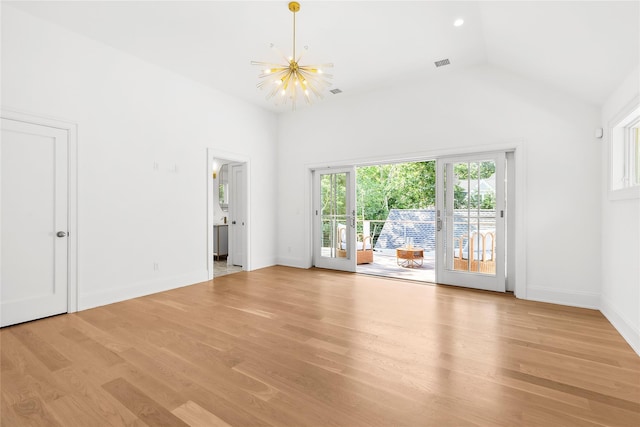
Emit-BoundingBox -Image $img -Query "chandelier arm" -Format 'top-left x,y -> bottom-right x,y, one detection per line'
266,82 -> 282,100
296,48 -> 305,64
270,44 -> 290,64
298,69 -> 332,89
251,61 -> 287,68
305,63 -> 334,70
281,71 -> 294,92
260,72 -> 289,93
301,77 -> 322,99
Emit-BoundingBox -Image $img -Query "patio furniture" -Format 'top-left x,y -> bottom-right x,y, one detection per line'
336,224 -> 374,264
453,230 -> 495,274
396,247 -> 424,268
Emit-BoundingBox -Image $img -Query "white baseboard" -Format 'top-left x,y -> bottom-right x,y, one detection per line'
276,256 -> 311,269
78,270 -> 209,311
526,286 -> 600,310
600,298 -> 640,356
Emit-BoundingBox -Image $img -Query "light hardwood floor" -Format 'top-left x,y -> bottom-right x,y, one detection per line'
1,266 -> 639,426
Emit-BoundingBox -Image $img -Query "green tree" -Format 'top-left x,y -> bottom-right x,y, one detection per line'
452,161 -> 496,209
454,161 -> 495,180
320,172 -> 347,216
355,160 -> 497,243
356,161 -> 436,221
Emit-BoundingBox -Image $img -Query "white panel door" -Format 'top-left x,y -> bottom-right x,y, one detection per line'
1,118 -> 68,327
313,168 -> 356,272
436,153 -> 506,292
229,163 -> 246,268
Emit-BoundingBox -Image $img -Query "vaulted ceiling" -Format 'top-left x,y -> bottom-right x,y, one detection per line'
7,1 -> 639,112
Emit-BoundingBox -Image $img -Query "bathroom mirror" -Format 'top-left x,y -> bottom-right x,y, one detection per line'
218,164 -> 228,211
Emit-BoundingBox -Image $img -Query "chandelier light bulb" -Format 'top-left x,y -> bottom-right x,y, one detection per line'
251,1 -> 333,110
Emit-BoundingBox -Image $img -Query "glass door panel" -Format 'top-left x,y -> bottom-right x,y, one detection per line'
313,168 -> 356,272
436,154 -> 505,291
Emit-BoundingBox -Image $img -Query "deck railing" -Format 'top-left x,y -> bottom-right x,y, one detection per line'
321,210 -> 496,252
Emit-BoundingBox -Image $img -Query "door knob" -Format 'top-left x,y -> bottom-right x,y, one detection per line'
56,231 -> 67,238
232,221 -> 236,224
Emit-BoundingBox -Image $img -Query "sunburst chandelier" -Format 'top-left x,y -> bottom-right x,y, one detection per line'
251,1 -> 333,109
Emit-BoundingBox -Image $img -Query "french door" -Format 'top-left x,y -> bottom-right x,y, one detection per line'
313,168 -> 356,272
436,153 -> 506,291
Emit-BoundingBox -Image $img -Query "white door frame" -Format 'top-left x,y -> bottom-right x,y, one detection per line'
435,152 -> 506,292
312,167 -> 357,272
1,109 -> 78,314
206,148 -> 250,279
305,143 -> 526,298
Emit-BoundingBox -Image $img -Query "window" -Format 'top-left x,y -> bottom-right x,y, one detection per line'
634,127 -> 640,185
610,103 -> 640,199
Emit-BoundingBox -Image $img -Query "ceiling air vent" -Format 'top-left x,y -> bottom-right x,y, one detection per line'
329,88 -> 343,95
434,59 -> 450,67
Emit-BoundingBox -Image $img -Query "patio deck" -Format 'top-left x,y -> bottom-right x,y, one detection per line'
357,250 -> 435,283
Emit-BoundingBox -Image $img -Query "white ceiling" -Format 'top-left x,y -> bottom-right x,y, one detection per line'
7,1 -> 639,113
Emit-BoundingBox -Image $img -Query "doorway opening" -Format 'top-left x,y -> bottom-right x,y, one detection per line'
354,157 -> 505,288
312,151 -> 513,293
354,160 -> 437,282
207,150 -> 249,280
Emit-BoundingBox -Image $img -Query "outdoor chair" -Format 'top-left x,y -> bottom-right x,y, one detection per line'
453,230 -> 496,274
336,224 -> 374,264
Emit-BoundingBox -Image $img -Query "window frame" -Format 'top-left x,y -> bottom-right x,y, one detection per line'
608,99 -> 640,200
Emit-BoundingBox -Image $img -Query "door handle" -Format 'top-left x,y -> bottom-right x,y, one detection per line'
56,231 -> 67,238
436,219 -> 442,232
232,221 -> 236,224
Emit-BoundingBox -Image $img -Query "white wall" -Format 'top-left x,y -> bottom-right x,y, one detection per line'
277,64 -> 602,308
600,66 -> 640,355
1,6 -> 278,310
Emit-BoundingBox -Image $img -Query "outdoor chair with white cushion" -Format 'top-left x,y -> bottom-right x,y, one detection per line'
336,224 -> 374,264
453,230 -> 496,274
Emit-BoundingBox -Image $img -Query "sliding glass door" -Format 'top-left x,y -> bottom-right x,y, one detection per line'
436,154 -> 506,291
313,168 -> 356,272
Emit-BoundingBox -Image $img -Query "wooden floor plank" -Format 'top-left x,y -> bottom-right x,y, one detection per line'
172,400 -> 232,427
102,377 -> 189,427
1,266 -> 639,426
9,325 -> 72,372
51,366 -> 146,427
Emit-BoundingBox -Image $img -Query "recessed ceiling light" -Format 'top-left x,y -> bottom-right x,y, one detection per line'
454,18 -> 464,27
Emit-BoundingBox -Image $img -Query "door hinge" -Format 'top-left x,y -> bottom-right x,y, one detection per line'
500,210 -> 504,218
